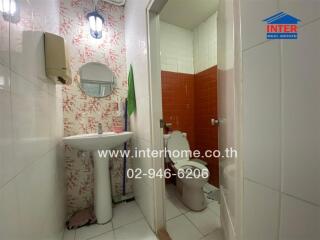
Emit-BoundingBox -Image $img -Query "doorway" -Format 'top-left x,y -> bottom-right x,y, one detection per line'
147,0 -> 242,239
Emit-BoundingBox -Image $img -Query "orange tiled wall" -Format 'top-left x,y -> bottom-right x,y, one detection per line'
161,66 -> 219,187
161,71 -> 195,149
194,66 -> 219,187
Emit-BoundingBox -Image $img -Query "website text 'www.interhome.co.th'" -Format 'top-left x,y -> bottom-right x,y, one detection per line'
97,147 -> 238,159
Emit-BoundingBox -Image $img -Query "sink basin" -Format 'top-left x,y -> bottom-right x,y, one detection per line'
63,132 -> 133,151
63,131 -> 133,224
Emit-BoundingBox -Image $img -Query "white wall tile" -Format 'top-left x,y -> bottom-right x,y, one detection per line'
0,181 -> 23,240
279,0 -> 320,25
280,194 -> 320,240
125,0 -> 156,231
10,29 -> 47,83
160,13 -> 217,75
244,180 -> 280,240
0,89 -> 14,188
16,150 -> 65,240
241,2 -> 320,240
282,20 -> 320,205
160,21 -> 194,74
11,73 -> 55,172
0,1 -> 65,240
133,176 -> 155,225
0,62 -> 11,92
243,41 -> 281,190
240,0 -> 278,50
0,12 -> 10,67
193,12 -> 218,73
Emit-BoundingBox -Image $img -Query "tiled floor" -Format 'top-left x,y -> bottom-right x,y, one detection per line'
63,185 -> 223,240
63,201 -> 157,240
165,184 -> 224,240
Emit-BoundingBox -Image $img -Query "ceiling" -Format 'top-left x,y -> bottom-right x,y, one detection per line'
160,0 -> 219,30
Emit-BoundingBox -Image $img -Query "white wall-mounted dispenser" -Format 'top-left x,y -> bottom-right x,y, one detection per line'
44,32 -> 72,85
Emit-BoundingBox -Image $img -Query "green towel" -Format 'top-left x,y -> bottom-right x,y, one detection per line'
127,64 -> 136,116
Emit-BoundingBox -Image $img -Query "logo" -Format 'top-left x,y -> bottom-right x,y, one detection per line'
263,12 -> 301,40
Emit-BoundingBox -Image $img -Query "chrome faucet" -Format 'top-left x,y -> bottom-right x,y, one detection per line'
98,123 -> 103,134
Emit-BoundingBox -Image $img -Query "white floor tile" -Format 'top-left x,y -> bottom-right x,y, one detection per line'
168,195 -> 190,214
63,229 -> 75,240
167,215 -> 203,240
185,208 -> 221,236
201,228 -> 225,240
75,222 -> 112,240
114,219 -> 157,240
208,201 -> 220,217
112,201 -> 144,228
166,185 -> 190,214
166,197 -> 182,220
166,184 -> 177,198
90,231 -> 115,240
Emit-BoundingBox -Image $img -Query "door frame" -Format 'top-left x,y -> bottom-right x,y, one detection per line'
146,0 -> 243,238
146,0 -> 168,233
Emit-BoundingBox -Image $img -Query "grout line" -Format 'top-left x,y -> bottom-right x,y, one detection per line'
243,39 -> 272,52
86,229 -> 114,240
183,212 -> 205,237
243,17 -> 320,53
166,214 -> 183,223
278,35 -> 284,240
112,216 -> 145,231
245,178 -> 320,207
299,16 -> 320,29
166,212 -> 183,221
281,192 -> 320,208
245,177 -> 280,192
0,142 -> 57,191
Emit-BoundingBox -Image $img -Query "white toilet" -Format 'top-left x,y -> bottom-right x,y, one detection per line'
165,131 -> 209,211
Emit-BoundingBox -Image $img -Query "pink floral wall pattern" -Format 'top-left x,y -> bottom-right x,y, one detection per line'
60,0 -> 132,216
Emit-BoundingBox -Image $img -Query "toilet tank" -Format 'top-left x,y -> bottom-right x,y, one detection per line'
163,132 -> 187,147
163,132 -> 187,163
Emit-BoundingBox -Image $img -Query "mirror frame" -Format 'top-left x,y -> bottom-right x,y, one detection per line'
76,62 -> 117,98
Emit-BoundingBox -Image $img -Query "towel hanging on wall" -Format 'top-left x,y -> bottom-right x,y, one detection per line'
127,64 -> 136,116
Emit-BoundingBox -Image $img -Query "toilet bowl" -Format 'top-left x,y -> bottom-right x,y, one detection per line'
165,131 -> 209,211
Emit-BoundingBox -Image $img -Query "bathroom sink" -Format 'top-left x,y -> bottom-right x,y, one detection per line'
63,131 -> 133,224
63,132 -> 133,151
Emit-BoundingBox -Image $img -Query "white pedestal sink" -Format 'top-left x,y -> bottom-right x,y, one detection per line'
63,132 -> 133,224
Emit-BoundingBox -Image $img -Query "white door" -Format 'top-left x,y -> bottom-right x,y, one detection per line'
217,0 -> 242,239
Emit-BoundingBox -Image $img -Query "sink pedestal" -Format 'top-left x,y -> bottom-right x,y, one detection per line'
63,132 -> 133,224
93,150 -> 112,224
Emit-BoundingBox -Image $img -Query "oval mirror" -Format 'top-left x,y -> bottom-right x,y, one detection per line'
79,62 -> 117,98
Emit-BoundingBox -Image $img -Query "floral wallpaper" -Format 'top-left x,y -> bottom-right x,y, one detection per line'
60,0 -> 132,216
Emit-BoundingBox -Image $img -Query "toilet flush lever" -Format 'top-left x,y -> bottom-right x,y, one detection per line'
211,119 -> 220,126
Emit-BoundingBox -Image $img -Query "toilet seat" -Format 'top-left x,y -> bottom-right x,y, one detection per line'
166,131 -> 208,171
